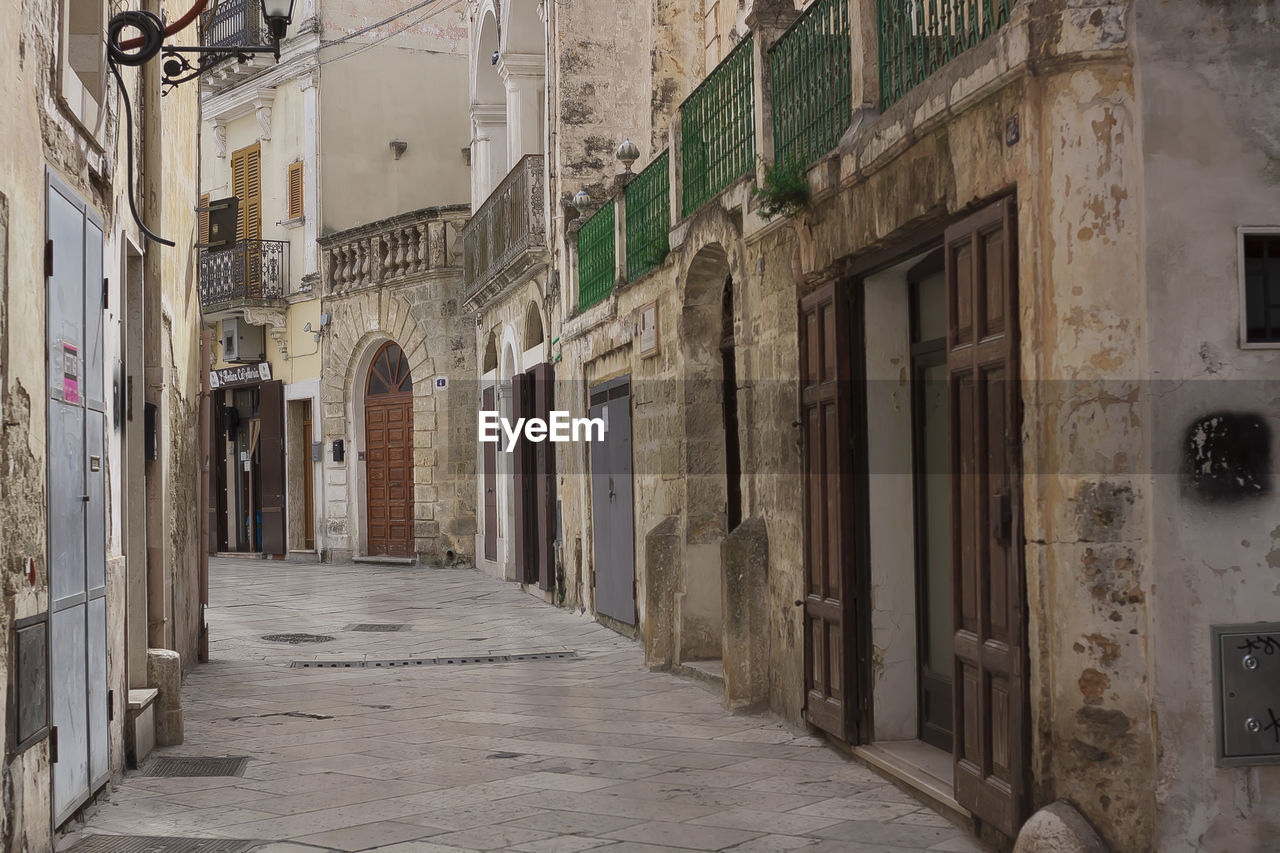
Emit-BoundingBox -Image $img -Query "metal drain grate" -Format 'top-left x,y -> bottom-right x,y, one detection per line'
138,756 -> 250,777
346,623 -> 409,632
291,651 -> 579,669
262,633 -> 334,644
65,838 -> 257,853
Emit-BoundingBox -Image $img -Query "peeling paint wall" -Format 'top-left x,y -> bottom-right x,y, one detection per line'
1134,0 -> 1280,849
0,0 -> 203,843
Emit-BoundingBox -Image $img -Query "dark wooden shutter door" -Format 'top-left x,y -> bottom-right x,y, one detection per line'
511,371 -> 536,584
208,384 -> 223,554
258,380 -> 286,555
533,362 -> 556,590
482,386 -> 498,561
946,196 -> 1026,837
799,282 -> 862,742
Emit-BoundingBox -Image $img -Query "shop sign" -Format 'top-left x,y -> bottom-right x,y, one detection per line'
210,362 -> 271,389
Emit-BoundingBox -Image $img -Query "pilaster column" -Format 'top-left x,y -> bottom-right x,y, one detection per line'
470,102 -> 508,203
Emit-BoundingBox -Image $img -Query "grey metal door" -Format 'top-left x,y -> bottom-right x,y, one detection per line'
589,379 -> 635,625
47,172 -> 109,826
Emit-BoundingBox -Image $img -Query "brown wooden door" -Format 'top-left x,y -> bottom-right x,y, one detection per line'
945,196 -> 1027,837
303,408 -> 315,550
258,380 -> 286,555
532,362 -> 557,590
365,343 -> 415,557
799,282 -> 867,742
511,370 -> 537,585
482,385 -> 498,561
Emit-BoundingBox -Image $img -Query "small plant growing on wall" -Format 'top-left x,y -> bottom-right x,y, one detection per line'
751,158 -> 810,220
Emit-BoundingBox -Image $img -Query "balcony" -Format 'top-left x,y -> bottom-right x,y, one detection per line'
198,239 -> 290,315
462,154 -> 547,311
199,0 -> 276,93
319,205 -> 470,296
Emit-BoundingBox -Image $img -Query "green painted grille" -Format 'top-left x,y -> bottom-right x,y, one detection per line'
680,36 -> 755,218
624,150 -> 670,281
769,0 -> 852,171
877,0 -> 1011,108
577,200 -> 616,310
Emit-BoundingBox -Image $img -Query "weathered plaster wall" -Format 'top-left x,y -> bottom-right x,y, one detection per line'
1,0 -> 202,844
1134,0 -> 1280,849
318,45 -> 470,232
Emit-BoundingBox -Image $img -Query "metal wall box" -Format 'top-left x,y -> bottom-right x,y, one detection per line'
311,441 -> 322,462
1213,622 -> 1280,766
11,612 -> 51,754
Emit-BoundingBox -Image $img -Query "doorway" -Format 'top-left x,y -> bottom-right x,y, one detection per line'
364,342 -> 414,557
590,377 -> 635,625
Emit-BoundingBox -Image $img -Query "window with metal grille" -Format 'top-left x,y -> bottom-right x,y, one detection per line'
877,0 -> 1012,109
625,150 -> 670,282
577,201 -> 616,311
769,0 -> 852,171
680,35 -> 755,218
288,161 -> 304,220
1244,232 -> 1280,344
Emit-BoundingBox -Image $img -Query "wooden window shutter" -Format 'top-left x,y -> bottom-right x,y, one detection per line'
230,149 -> 247,240
198,193 -> 210,246
945,195 -> 1026,839
288,162 -> 304,220
244,146 -> 261,242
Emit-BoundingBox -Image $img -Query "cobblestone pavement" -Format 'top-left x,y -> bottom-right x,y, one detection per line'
68,558 -> 986,853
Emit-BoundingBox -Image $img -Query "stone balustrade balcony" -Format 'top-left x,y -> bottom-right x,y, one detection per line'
319,205 -> 470,296
462,154 -> 548,311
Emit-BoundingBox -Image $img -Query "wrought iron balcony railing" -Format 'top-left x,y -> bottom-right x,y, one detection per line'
577,200 -> 616,311
201,0 -> 272,50
680,36 -> 755,218
769,0 -> 852,171
462,154 -> 547,310
198,239 -> 289,310
877,0 -> 1012,108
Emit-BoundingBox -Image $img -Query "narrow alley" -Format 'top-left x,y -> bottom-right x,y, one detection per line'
65,559 -> 983,853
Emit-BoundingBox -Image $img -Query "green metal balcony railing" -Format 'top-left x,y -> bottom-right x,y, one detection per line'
769,0 -> 852,171
878,0 -> 1012,108
680,36 -> 755,218
577,200 -> 616,310
624,150 -> 671,281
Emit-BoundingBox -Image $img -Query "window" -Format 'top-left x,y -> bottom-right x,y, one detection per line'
1243,232 -> 1280,345
287,161 -> 304,220
62,0 -> 106,131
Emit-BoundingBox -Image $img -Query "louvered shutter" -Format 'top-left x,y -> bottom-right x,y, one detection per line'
198,193 -> 210,246
288,161 -> 304,220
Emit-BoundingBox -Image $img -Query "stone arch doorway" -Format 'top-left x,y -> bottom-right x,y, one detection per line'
364,341 -> 415,557
678,242 -> 742,664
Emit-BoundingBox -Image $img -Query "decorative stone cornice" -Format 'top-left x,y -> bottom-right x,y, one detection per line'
497,52 -> 545,83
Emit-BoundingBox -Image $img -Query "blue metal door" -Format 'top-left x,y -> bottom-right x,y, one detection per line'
589,378 -> 635,625
47,172 -> 109,825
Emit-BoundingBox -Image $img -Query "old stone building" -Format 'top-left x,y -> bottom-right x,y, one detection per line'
198,0 -> 477,564
475,0 -> 1280,848
0,0 -> 205,846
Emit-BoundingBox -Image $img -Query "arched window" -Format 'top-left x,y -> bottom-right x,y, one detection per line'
525,301 -> 544,346
366,342 -> 413,398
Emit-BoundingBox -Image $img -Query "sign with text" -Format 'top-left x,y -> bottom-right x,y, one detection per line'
210,362 -> 271,389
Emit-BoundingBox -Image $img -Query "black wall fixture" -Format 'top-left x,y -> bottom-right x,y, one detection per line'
1182,412 -> 1272,502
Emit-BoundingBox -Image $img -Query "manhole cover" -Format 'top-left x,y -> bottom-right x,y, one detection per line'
262,633 -> 334,644
64,839 -> 257,853
346,623 -> 409,632
138,756 -> 250,777
290,651 -> 579,669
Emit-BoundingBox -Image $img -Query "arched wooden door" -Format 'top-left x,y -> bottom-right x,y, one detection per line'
364,342 -> 414,557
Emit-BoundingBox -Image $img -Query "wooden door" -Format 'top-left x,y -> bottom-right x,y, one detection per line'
258,380 -> 286,555
303,408 -> 314,549
511,370 -> 536,584
532,362 -> 557,590
482,385 -> 498,561
799,282 -> 868,742
365,343 -> 415,557
945,196 -> 1026,837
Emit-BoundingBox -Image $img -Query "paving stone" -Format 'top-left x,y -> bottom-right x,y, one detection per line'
74,558 -> 988,853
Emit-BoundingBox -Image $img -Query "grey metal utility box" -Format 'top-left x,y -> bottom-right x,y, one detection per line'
1212,622 -> 1280,766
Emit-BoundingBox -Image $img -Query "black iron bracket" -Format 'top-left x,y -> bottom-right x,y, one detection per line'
160,44 -> 280,93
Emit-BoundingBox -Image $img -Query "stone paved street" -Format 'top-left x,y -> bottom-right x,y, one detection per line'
67,558 -> 986,853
